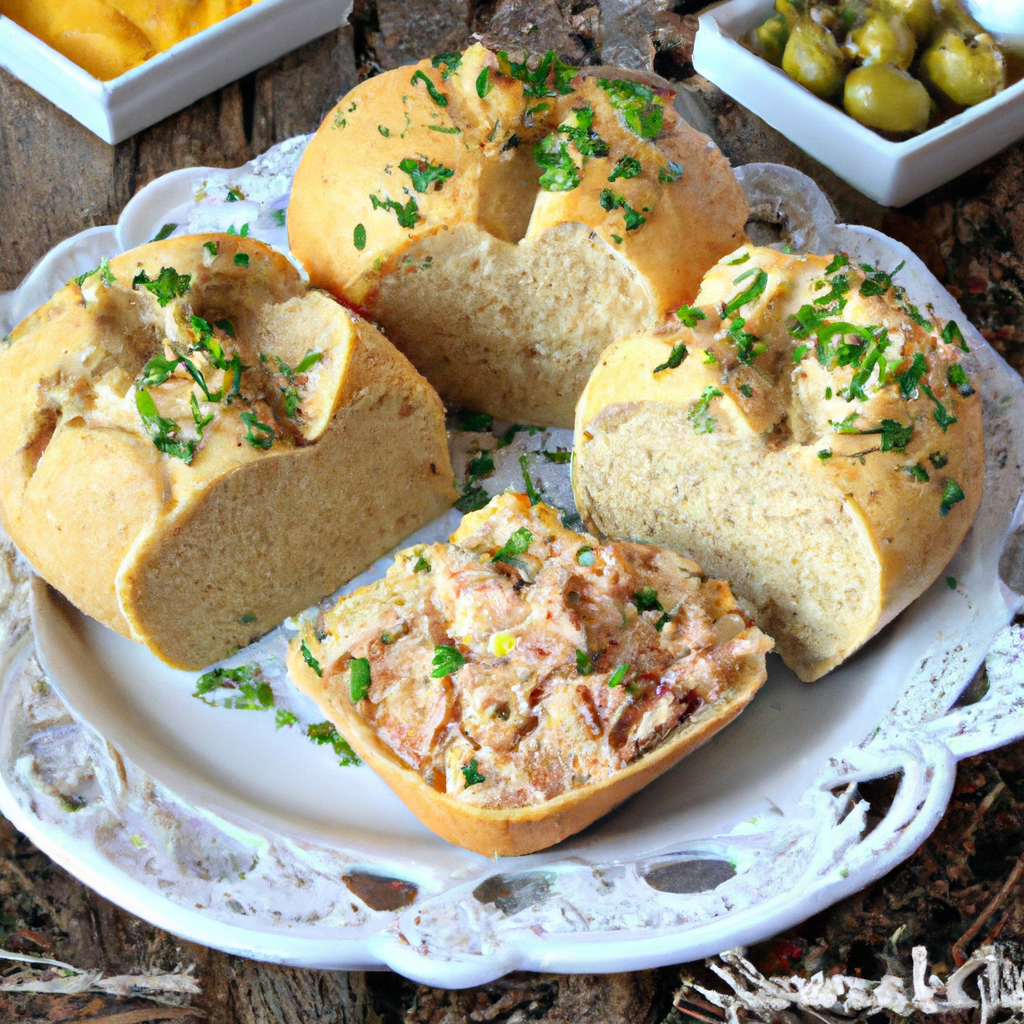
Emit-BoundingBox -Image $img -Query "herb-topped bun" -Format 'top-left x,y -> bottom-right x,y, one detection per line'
0,234 -> 455,669
573,245 -> 984,682
287,45 -> 749,428
286,492 -> 771,856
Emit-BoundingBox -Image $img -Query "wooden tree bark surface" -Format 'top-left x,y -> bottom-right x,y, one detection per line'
2,2 -> 1024,1020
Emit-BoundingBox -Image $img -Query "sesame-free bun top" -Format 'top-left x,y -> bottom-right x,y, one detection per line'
288,44 -> 749,427
574,245 -> 984,681
0,234 -> 455,669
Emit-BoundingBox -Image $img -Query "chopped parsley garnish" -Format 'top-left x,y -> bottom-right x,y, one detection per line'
597,78 -> 663,139
349,657 -> 371,701
240,410 -> 275,450
191,394 -> 213,438
234,253 -> 249,267
454,484 -> 490,513
498,49 -> 576,99
542,449 -> 572,464
929,451 -> 949,469
817,448 -> 833,461
271,209 -> 286,226
576,649 -> 592,675
676,304 -> 706,328
427,125 -> 460,133
378,125 -> 390,137
876,419 -> 914,452
607,663 -> 630,688
793,344 -> 809,362
688,386 -> 723,434
813,273 -> 850,310
659,161 -> 683,183
226,223 -> 249,238
723,269 -> 768,317
599,189 -> 645,231
411,69 -> 447,105
702,350 -> 716,364
216,318 -> 235,338
431,645 -> 466,677
454,410 -> 493,431
825,253 -> 849,273
947,363 -> 975,396
226,186 -> 244,202
299,639 -> 322,676
946,576 -> 958,590
727,317 -> 765,364
132,266 -> 191,306
896,352 -> 927,399
632,587 -> 662,612
653,343 -> 687,374
492,527 -> 533,565
558,106 -> 609,157
431,52 -> 462,79
495,423 -> 532,448
501,133 -> 521,151
534,136 -> 581,192
293,350 -> 323,375
941,320 -> 969,352
180,354 -> 222,402
74,257 -> 117,288
151,223 -> 177,242
940,479 -> 965,516
739,384 -> 754,398
276,709 -> 299,729
905,463 -> 930,482
611,234 -> 623,244
920,384 -> 958,431
859,260 -> 905,297
655,613 -> 671,631
399,157 -> 454,193
519,454 -> 542,505
354,223 -> 366,250
370,193 -> 420,228
306,722 -> 360,766
476,66 -> 492,98
461,758 -> 486,787
413,553 -> 431,573
140,352 -> 180,387
193,664 -> 272,710
728,253 -> 750,266
577,546 -> 596,566
204,241 -> 219,257
135,387 -> 195,462
608,155 -> 641,181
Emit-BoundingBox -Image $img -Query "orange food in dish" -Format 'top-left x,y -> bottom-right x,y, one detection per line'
0,0 -> 257,80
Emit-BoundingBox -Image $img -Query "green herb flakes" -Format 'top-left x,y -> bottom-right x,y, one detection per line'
461,758 -> 486,787
431,51 -> 462,79
432,644 -> 466,677
611,234 -> 623,244
896,352 -> 927,399
905,463 -> 930,482
599,188 -> 645,231
454,410 -> 494,432
399,157 -> 454,193
427,125 -> 461,133
204,241 -> 219,257
941,320 -> 969,352
349,657 -> 371,701
132,266 -> 191,306
226,186 -> 244,202
276,709 -> 299,729
193,664 -> 273,710
728,253 -> 750,266
653,343 -> 687,374
859,260 -> 905,298
607,663 -> 630,688
726,317 -> 765,364
793,344 -> 809,362
597,78 -> 663,139
306,721 -> 360,765
370,192 -> 420,228
519,454 -> 542,505
354,223 -> 366,250
300,639 -> 322,677
411,69 -> 447,105
476,66 -> 492,98
825,253 -> 849,274
576,545 -> 596,566
151,223 -> 177,242
879,419 -> 913,452
608,154 -> 642,181
135,387 -> 195,463
947,363 -> 975,396
141,353 -> 180,387
632,587 -> 662,612
558,106 -> 609,157
702,349 -> 716,364
946,576 -> 957,590
940,479 -> 965,516
739,384 -> 754,398
817,448 -> 833,461
234,253 -> 249,267
542,449 -> 572,464
723,269 -> 768,317
191,394 -> 213,438
492,526 -> 533,565
413,553 -> 431,573
576,649 -> 592,675
920,384 -> 958,432
676,304 -> 706,328
659,161 -> 683,183
498,49 -> 576,99
929,451 -> 949,469
688,386 -> 723,434
534,136 -> 581,192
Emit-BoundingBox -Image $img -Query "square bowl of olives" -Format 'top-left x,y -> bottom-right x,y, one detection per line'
692,0 -> 1024,206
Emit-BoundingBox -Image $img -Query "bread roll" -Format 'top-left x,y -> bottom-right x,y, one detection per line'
287,493 -> 771,856
288,44 -> 749,427
0,234 -> 455,669
574,245 -> 984,681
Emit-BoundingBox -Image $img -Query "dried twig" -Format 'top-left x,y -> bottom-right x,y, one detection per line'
952,847 -> 1024,966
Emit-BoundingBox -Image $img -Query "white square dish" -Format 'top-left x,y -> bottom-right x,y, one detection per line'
693,0 -> 1024,207
0,0 -> 351,145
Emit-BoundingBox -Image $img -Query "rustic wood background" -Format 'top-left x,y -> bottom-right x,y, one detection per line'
3,1 -> 1024,1020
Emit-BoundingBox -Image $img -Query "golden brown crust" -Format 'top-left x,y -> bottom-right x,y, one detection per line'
574,245 -> 985,681
286,493 -> 770,856
0,234 -> 456,668
288,45 -> 748,427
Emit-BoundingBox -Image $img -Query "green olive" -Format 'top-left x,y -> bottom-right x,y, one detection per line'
848,13 -> 917,69
878,0 -> 935,42
782,18 -> 849,99
921,28 -> 1006,106
844,63 -> 931,132
751,13 -> 790,66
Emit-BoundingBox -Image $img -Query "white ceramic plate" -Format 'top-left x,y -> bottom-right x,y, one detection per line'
0,0 -> 350,144
693,0 -> 1024,207
2,144 -> 1024,987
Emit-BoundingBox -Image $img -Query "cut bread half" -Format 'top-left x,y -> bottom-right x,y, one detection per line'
287,493 -> 771,856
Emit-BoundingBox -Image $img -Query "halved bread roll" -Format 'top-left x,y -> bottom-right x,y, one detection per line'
288,44 -> 749,427
574,245 -> 984,681
0,234 -> 455,669
286,493 -> 771,856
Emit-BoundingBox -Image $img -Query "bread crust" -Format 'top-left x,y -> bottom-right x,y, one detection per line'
0,234 -> 456,669
574,246 -> 985,681
288,45 -> 749,427
286,494 -> 770,856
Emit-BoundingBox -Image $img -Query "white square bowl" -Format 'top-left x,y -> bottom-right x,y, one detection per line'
0,0 -> 351,145
693,0 -> 1024,207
